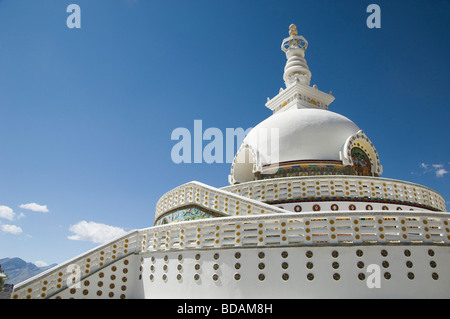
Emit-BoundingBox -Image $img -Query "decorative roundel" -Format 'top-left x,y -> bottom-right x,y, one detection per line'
313,204 -> 321,211
294,205 -> 302,212
331,204 -> 339,211
396,207 -> 403,211
349,204 -> 356,211
382,205 -> 389,210
366,205 -> 373,210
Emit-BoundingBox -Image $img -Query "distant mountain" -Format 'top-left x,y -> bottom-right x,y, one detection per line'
0,257 -> 57,285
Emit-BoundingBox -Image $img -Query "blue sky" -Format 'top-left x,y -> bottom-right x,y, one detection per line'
0,0 -> 449,266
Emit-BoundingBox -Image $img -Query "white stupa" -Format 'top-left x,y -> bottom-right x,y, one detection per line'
11,24 -> 449,299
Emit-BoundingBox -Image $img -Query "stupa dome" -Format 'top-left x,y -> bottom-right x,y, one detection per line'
230,108 -> 367,184
247,107 -> 359,163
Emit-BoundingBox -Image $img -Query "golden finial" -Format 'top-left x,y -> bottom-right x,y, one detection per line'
289,24 -> 298,36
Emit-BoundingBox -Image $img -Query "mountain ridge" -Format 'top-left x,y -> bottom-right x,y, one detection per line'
0,257 -> 57,285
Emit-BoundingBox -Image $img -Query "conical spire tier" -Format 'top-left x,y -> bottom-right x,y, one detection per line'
281,24 -> 311,87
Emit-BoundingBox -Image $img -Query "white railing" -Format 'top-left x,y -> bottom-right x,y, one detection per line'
143,211 -> 450,252
155,177 -> 447,226
154,181 -> 288,223
221,176 -> 447,212
12,230 -> 140,299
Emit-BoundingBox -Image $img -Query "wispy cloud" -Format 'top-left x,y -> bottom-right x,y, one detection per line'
432,164 -> 448,178
418,162 -> 448,178
19,203 -> 49,213
0,206 -> 16,221
0,224 -> 23,235
68,221 -> 127,244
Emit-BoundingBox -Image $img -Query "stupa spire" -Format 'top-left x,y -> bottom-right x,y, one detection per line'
281,24 -> 311,87
265,24 -> 334,114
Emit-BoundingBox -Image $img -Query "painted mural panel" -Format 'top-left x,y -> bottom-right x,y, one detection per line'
156,206 -> 213,225
351,147 -> 372,176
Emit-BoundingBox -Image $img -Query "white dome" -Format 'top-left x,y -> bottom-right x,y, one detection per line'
230,108 -> 363,183
246,108 -> 359,164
